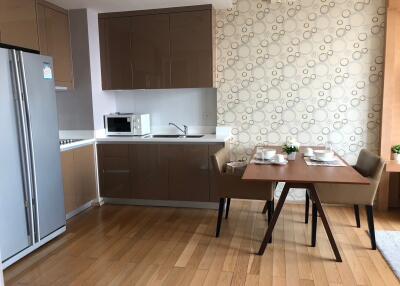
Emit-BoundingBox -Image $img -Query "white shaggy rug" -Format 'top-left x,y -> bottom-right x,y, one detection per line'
376,231 -> 400,279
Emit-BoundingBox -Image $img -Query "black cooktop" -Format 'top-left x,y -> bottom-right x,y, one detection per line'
59,139 -> 83,145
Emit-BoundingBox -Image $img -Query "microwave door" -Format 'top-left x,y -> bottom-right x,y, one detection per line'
107,117 -> 132,134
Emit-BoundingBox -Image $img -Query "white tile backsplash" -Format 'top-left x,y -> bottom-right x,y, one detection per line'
113,88 -> 217,128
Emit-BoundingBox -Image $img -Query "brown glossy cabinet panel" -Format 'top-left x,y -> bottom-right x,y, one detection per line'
166,144 -> 210,202
130,144 -> 168,199
99,17 -> 132,90
170,10 -> 213,88
61,145 -> 97,215
131,14 -> 170,89
37,1 -> 74,89
97,144 -> 132,198
0,0 -> 39,51
98,5 -> 215,90
97,142 -> 225,202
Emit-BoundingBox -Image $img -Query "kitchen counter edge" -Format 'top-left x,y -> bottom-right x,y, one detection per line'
60,134 -> 231,152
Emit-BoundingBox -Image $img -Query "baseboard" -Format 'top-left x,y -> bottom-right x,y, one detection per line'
66,200 -> 94,220
102,198 -> 219,209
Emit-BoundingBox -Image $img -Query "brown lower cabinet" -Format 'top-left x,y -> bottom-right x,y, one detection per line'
165,144 -> 210,201
97,143 -> 224,202
61,144 -> 97,214
130,144 -> 169,200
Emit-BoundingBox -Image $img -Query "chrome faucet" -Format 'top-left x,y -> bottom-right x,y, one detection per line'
169,122 -> 188,135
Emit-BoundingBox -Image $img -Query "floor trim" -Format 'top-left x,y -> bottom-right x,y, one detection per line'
102,198 -> 219,209
66,200 -> 94,220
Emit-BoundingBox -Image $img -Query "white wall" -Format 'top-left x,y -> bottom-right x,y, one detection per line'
114,88 -> 217,129
55,9 -> 95,130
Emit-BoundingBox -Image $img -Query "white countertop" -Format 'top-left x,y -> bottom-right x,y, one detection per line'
59,127 -> 232,151
60,138 -> 96,152
95,133 -> 230,144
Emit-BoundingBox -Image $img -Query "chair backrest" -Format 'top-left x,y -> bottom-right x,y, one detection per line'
355,149 -> 386,201
211,148 -> 230,176
355,149 -> 381,177
211,147 -> 273,201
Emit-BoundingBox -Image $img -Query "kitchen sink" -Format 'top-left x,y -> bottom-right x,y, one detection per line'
151,134 -> 204,138
152,134 -> 181,138
181,135 -> 204,138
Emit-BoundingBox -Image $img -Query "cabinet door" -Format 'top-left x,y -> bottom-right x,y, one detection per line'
98,144 -> 132,198
170,10 -> 213,88
37,2 -> 74,89
131,14 -> 170,89
73,145 -> 97,207
167,144 -> 210,202
130,144 -> 168,199
0,0 -> 39,51
61,146 -> 97,214
99,17 -> 132,90
61,150 -> 75,213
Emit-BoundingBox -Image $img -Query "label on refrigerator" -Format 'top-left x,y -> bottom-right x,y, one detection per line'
43,63 -> 53,79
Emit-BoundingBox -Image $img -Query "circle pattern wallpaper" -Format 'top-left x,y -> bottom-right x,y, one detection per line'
216,0 -> 385,166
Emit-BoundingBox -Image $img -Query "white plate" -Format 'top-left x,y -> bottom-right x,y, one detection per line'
310,156 -> 336,162
254,155 -> 274,161
303,153 -> 314,157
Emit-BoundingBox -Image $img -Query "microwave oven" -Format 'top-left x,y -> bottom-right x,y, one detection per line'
104,113 -> 151,136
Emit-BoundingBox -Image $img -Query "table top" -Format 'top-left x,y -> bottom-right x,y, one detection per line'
242,146 -> 370,185
386,160 -> 400,172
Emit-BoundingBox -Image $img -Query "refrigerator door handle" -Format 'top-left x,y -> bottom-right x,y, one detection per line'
10,50 -> 36,244
16,51 -> 41,243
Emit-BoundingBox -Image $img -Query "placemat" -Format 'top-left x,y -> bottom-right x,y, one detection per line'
304,156 -> 346,167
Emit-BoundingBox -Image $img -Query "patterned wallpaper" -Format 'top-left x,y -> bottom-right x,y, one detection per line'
216,0 -> 386,165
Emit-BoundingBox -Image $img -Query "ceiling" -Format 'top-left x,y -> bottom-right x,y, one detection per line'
47,0 -> 233,12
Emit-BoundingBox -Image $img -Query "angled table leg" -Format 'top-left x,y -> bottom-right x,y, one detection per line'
257,183 -> 290,255
308,184 -> 342,262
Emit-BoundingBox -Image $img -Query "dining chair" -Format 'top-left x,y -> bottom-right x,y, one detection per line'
304,149 -> 385,249
212,148 -> 276,237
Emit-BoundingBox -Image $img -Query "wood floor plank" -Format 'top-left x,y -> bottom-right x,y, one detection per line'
284,205 -> 300,286
293,205 -> 314,281
3,203 -> 400,286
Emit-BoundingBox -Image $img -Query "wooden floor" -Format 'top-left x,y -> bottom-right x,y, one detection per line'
4,201 -> 400,285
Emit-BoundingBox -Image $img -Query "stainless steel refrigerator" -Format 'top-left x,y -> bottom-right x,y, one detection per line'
0,48 -> 66,268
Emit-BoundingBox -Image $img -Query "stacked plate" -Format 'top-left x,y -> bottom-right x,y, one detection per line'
310,150 -> 336,162
254,149 -> 288,165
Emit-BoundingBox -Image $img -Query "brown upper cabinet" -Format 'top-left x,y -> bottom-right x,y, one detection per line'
99,5 -> 215,90
37,0 -> 74,89
99,16 -> 132,90
0,0 -> 74,89
170,10 -> 213,88
0,0 -> 39,51
131,14 -> 170,89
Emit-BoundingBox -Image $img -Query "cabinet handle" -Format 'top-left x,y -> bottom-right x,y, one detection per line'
103,170 -> 130,174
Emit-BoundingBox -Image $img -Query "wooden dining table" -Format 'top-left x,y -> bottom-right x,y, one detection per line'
242,146 -> 370,262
